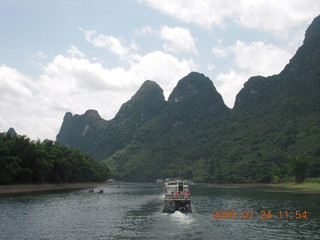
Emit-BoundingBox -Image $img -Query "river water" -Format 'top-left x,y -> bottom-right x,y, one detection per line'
0,183 -> 319,240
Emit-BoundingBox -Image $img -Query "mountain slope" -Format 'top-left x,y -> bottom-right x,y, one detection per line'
106,72 -> 229,180
56,80 -> 166,159
235,16 -> 320,115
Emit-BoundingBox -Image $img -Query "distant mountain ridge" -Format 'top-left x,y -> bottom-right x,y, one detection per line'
57,71 -> 227,160
56,15 -> 320,182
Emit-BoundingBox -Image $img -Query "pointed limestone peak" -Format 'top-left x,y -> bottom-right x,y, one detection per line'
7,127 -> 17,137
303,15 -> 320,45
285,15 -> 320,72
115,80 -> 166,121
168,72 -> 215,103
83,109 -> 101,121
165,72 -> 228,124
63,112 -> 73,121
168,72 -> 228,111
131,80 -> 165,103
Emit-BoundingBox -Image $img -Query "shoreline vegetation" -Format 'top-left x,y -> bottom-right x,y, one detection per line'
201,182 -> 320,193
0,133 -> 110,185
209,182 -> 320,192
272,182 -> 320,192
0,182 -> 115,196
1,181 -> 320,196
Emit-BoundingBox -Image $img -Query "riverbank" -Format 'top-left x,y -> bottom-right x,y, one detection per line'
205,182 -> 320,192
271,182 -> 320,192
0,182 -> 114,196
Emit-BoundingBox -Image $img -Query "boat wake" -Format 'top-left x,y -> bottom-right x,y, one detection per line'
159,194 -> 165,200
169,211 -> 194,226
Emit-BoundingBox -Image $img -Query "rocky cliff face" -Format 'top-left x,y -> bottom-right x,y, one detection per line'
56,110 -> 107,155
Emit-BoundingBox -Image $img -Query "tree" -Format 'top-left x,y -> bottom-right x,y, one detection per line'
289,155 -> 308,183
0,156 -> 22,183
270,166 -> 281,183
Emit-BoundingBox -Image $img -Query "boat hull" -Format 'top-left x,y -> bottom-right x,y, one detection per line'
162,199 -> 192,213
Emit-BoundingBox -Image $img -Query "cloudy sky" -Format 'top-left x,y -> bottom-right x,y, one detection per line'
1,0 -> 320,140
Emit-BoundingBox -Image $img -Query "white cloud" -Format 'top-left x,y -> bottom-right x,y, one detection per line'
139,0 -> 320,36
207,63 -> 216,71
233,0 -> 320,37
231,40 -> 292,76
212,46 -> 229,58
80,28 -> 141,64
138,0 -> 232,29
35,51 -> 48,60
159,26 -> 198,54
0,65 -> 44,139
38,55 -> 135,123
135,26 -> 155,36
213,40 -> 292,108
0,66 -> 33,100
31,51 -> 49,68
135,25 -> 198,54
81,29 -> 127,56
215,71 -> 250,108
131,51 -> 196,97
67,45 -> 85,58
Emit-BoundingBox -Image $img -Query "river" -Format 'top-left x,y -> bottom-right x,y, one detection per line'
0,183 -> 319,239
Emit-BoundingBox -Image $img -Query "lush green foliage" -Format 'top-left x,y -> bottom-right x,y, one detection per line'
106,111 -> 320,183
0,132 -> 109,184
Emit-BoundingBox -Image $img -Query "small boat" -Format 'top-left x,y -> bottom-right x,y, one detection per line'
88,189 -> 94,193
97,189 -> 104,194
162,178 -> 192,213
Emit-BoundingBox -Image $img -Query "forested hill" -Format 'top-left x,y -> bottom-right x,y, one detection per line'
56,15 -> 320,183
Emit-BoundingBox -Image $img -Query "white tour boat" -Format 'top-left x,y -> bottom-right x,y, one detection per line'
162,178 -> 192,213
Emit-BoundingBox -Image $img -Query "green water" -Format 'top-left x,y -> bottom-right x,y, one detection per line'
0,183 -> 319,239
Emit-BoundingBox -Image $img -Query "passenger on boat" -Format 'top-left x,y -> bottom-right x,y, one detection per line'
184,190 -> 190,197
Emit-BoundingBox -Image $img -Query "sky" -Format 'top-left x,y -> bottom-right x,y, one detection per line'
1,0 -> 320,140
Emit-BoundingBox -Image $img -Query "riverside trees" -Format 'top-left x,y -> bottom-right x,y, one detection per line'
0,132 -> 109,184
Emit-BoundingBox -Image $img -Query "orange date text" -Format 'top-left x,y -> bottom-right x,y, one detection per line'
211,210 -> 308,220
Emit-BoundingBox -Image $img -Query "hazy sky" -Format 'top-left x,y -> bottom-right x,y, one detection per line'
1,0 -> 320,140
